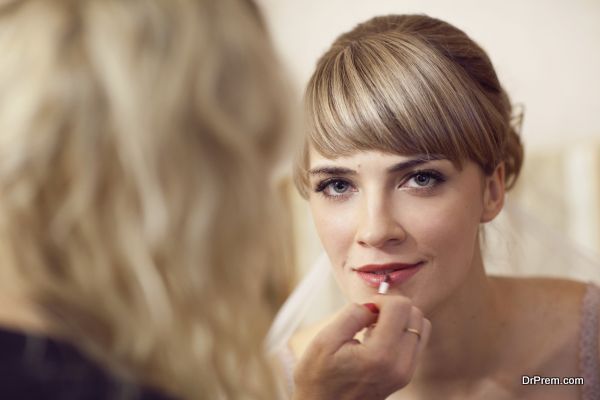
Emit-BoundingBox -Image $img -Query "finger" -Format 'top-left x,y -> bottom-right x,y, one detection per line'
367,296 -> 412,350
310,303 -> 379,355
402,306 -> 424,346
416,318 -> 432,355
362,322 -> 377,344
396,308 -> 426,376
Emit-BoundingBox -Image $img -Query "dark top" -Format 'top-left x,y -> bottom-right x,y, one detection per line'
0,327 -> 174,400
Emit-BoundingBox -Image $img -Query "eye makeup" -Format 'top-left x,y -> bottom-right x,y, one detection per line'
313,178 -> 355,201
314,178 -> 351,193
312,168 -> 447,200
399,169 -> 447,193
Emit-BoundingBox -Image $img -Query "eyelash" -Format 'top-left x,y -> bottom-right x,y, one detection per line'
313,169 -> 446,200
405,170 -> 446,190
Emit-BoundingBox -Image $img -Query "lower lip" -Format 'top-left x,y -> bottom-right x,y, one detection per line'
356,263 -> 423,288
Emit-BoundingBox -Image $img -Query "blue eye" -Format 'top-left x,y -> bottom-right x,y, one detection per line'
404,170 -> 445,189
330,180 -> 350,193
314,178 -> 355,199
413,173 -> 431,186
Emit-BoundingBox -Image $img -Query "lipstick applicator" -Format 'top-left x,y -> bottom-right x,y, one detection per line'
378,274 -> 391,294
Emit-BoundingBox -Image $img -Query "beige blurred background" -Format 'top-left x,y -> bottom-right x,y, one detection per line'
258,0 -> 600,279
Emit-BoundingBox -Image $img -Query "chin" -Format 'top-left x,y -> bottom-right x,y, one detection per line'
342,274 -> 430,310
337,279 -> 371,304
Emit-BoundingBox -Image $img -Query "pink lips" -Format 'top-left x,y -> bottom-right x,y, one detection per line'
354,262 -> 423,288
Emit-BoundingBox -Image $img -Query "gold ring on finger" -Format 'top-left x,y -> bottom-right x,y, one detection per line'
404,327 -> 421,340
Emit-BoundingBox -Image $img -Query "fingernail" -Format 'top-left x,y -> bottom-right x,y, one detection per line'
362,303 -> 379,314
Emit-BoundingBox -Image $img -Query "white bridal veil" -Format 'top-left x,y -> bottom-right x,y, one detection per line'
265,197 -> 600,354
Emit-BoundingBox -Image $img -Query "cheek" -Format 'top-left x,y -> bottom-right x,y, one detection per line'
310,198 -> 370,303
309,200 -> 356,264
408,191 -> 482,265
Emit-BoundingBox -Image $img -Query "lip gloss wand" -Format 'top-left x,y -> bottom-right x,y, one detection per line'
378,274 -> 391,294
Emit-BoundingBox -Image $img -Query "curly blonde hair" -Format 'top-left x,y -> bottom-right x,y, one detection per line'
0,0 -> 292,398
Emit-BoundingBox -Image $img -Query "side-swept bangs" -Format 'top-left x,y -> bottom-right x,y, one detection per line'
296,32 -> 506,196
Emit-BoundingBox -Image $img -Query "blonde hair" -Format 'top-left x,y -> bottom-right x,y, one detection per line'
0,0 -> 292,398
294,14 -> 524,197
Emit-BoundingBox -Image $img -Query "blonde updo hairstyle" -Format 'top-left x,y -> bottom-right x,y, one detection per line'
0,0 -> 291,399
294,14 -> 524,197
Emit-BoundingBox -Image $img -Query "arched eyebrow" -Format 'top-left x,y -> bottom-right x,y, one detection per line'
386,154 -> 446,173
308,166 -> 356,176
308,154 -> 446,177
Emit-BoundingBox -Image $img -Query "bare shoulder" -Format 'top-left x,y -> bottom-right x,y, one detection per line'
491,275 -> 588,311
288,313 -> 337,360
491,276 -> 588,342
490,276 -> 590,376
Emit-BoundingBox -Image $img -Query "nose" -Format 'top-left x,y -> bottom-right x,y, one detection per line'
355,193 -> 406,248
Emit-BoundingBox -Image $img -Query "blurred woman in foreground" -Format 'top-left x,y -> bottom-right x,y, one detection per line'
0,0 -> 292,398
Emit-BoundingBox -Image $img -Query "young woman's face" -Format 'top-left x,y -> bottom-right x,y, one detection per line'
307,148 -> 497,314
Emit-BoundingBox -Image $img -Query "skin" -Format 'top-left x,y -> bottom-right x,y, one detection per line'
0,268 -> 50,335
306,149 -> 498,315
290,148 -> 595,399
292,296 -> 432,400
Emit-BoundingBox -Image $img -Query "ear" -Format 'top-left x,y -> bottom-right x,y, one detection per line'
480,162 -> 506,223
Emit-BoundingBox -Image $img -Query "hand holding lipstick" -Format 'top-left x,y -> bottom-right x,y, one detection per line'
292,295 -> 431,400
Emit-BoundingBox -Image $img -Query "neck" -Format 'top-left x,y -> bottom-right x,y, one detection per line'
411,246 -> 507,393
0,264 -> 49,335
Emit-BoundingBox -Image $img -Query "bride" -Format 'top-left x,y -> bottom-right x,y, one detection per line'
270,14 -> 600,400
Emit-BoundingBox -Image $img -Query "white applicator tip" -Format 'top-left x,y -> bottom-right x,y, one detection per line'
378,275 -> 390,294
